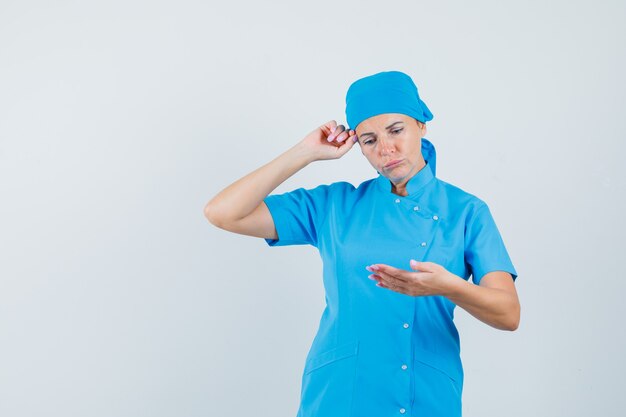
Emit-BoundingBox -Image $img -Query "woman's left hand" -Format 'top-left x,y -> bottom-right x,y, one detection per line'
365,259 -> 456,297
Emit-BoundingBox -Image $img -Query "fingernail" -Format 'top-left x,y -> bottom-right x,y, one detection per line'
327,135 -> 334,142
331,126 -> 336,133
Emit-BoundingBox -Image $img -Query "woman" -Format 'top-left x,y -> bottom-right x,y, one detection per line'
204,70 -> 520,417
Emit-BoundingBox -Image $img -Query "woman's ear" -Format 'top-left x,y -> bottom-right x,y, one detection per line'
415,119 -> 427,137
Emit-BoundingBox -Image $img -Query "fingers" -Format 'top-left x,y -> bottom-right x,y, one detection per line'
368,272 -> 407,292
334,132 -> 358,155
366,264 -> 410,283
327,124 -> 355,143
324,120 -> 337,135
410,259 -> 426,271
410,261 -> 442,273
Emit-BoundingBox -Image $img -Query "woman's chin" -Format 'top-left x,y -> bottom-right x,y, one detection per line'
384,164 -> 408,177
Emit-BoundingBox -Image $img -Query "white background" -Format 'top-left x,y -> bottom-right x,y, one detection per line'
1,1 -> 624,416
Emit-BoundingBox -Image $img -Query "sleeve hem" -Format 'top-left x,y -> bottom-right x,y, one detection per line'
473,268 -> 518,286
262,195 -> 298,246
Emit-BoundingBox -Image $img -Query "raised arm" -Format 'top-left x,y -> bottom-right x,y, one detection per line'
203,122 -> 357,240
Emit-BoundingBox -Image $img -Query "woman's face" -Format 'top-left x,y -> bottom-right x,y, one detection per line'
355,113 -> 427,183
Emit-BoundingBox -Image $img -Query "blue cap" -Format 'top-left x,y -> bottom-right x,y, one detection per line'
345,71 -> 433,131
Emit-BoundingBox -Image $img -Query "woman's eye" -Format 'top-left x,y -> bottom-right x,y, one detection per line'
364,130 -> 401,145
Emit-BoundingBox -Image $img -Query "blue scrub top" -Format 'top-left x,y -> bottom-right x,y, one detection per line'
262,138 -> 518,417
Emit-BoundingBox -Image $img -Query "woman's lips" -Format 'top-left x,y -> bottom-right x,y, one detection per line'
384,159 -> 403,169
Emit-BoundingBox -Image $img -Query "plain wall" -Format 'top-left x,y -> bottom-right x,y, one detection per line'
1,0 -> 625,416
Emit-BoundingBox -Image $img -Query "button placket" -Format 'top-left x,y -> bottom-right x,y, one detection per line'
397,321 -> 410,415
385,194 -> 439,417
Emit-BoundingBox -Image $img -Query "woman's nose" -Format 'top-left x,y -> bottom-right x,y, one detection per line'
379,138 -> 395,155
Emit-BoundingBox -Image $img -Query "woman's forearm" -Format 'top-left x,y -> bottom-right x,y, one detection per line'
441,276 -> 520,331
204,142 -> 313,225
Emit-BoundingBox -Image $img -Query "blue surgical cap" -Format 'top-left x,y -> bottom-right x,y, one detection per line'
345,70 -> 433,131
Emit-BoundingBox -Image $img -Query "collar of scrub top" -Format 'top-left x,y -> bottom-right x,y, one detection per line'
374,137 -> 436,197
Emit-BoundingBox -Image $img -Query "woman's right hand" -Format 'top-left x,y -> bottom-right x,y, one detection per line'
298,120 -> 358,162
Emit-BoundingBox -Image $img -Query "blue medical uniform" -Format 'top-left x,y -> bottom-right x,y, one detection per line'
262,138 -> 518,417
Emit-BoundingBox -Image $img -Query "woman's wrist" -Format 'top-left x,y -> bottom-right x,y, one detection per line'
287,141 -> 317,166
438,272 -> 468,298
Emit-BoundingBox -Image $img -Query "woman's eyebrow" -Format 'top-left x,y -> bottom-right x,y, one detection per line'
359,121 -> 404,138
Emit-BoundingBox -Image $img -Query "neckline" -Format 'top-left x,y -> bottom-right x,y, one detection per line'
374,161 -> 435,197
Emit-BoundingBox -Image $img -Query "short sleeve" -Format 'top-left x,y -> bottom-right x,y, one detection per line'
262,183 -> 333,247
464,203 -> 518,285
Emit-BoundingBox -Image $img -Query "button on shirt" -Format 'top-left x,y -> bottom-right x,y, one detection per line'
262,138 -> 518,417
